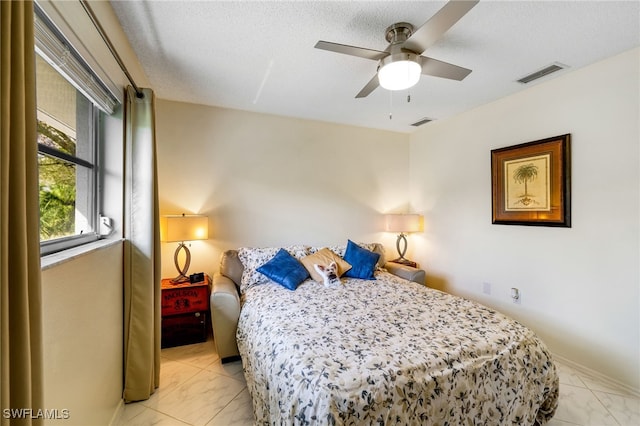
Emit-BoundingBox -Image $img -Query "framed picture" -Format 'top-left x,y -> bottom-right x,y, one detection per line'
491,134 -> 571,227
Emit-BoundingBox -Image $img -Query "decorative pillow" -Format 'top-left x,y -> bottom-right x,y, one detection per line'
300,248 -> 352,283
238,245 -> 310,292
343,240 -> 380,280
256,249 -> 309,291
370,243 -> 386,269
322,245 -> 348,257
310,242 -> 384,269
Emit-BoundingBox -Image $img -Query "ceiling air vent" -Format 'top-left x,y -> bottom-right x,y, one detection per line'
411,117 -> 434,127
517,63 -> 567,84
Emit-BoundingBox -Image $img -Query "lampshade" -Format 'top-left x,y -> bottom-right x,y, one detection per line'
161,214 -> 208,242
378,53 -> 422,91
385,214 -> 422,233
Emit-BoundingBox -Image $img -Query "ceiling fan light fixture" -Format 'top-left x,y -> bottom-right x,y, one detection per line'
378,53 -> 422,91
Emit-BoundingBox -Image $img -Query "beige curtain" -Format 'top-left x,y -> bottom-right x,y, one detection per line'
0,1 -> 45,424
123,86 -> 161,402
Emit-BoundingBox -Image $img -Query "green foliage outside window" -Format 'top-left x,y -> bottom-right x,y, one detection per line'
38,120 -> 76,240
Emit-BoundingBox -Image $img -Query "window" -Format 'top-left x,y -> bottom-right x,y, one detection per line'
35,5 -> 119,255
36,56 -> 98,251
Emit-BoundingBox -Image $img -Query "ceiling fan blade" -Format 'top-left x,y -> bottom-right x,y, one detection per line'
315,41 -> 387,61
420,56 -> 472,81
355,74 -> 380,98
403,0 -> 479,54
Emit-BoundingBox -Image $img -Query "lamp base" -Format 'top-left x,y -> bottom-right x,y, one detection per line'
171,242 -> 191,284
389,257 -> 417,268
170,274 -> 190,284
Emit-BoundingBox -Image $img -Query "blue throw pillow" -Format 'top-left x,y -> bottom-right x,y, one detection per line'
257,248 -> 309,290
343,240 -> 380,280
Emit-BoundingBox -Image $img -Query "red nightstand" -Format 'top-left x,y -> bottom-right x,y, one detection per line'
161,275 -> 211,348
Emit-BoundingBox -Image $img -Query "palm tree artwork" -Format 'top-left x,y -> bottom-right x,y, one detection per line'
513,163 -> 539,207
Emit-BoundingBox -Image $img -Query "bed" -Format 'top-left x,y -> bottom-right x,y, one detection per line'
218,244 -> 559,425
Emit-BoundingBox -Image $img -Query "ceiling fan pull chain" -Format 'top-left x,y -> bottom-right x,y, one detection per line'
407,92 -> 411,103
389,91 -> 393,120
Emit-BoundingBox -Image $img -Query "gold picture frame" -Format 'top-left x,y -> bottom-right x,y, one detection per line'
491,134 -> 571,227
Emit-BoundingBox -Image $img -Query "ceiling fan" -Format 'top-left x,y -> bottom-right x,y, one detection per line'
314,0 -> 478,98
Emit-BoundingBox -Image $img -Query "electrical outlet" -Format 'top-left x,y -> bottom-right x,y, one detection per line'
482,282 -> 491,295
511,287 -> 521,304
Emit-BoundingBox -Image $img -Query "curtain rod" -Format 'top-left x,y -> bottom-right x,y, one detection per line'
79,0 -> 143,98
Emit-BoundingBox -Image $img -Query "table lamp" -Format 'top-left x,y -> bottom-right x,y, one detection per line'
161,214 -> 208,283
385,214 -> 422,265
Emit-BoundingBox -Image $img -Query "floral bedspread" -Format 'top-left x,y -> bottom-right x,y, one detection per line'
237,271 -> 559,425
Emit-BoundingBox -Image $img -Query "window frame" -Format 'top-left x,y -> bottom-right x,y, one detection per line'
38,102 -> 101,256
34,3 -> 118,256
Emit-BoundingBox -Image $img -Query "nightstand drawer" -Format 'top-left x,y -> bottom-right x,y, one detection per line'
161,311 -> 208,348
161,285 -> 209,316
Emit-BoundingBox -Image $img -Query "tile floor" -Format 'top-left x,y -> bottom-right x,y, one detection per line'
117,338 -> 640,426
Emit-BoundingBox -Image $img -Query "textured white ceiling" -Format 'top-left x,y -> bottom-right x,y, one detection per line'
110,0 -> 640,133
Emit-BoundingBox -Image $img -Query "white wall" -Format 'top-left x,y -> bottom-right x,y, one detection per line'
155,101 -> 411,278
41,243 -> 123,425
409,48 -> 640,390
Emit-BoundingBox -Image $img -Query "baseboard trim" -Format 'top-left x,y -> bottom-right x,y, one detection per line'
552,352 -> 640,398
108,399 -> 125,426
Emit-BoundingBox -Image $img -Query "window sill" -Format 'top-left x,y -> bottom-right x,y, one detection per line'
41,238 -> 124,271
